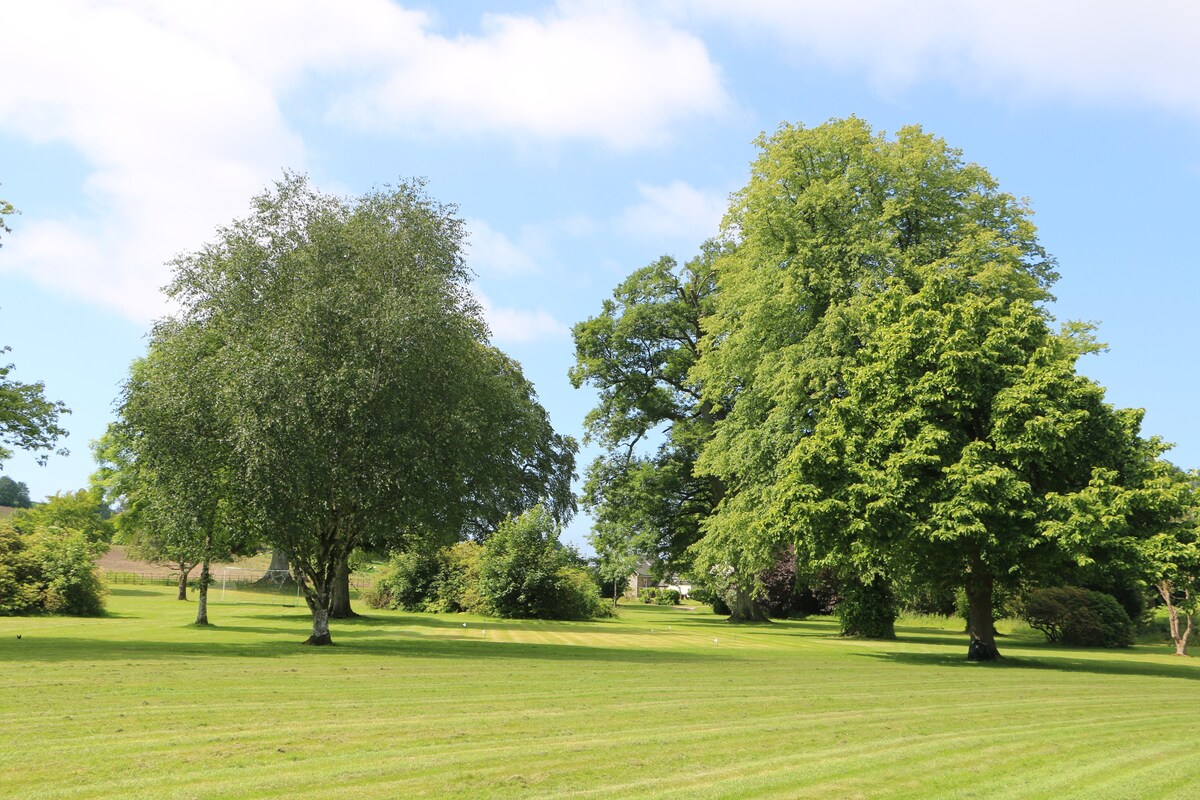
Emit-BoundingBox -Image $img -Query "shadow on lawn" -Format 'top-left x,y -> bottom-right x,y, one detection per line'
0,626 -> 738,666
859,648 -> 1200,682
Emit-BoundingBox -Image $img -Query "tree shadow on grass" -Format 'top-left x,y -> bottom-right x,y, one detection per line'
0,628 -> 738,666
856,647 -> 1200,682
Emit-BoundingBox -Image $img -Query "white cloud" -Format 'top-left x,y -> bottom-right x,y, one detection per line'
477,291 -> 570,345
0,1 -> 728,321
466,218 -> 541,277
674,0 -> 1200,117
330,1 -> 729,149
618,180 -> 726,244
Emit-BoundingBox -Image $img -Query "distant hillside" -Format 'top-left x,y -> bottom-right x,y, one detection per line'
0,506 -> 15,520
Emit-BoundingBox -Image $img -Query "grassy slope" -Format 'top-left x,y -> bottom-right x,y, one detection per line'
1,587 -> 1197,800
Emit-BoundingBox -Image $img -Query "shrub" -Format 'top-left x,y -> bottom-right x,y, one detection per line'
0,522 -> 106,616
640,587 -> 658,604
479,506 -> 611,620
1021,586 -> 1134,648
365,549 -> 444,611
553,567 -> 616,620
655,588 -> 680,605
836,576 -> 897,639
429,541 -> 485,614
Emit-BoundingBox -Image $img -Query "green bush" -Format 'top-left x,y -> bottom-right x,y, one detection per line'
0,522 -> 106,616
429,541 -> 486,614
639,587 -> 658,604
1021,587 -> 1134,648
553,567 -> 616,619
479,506 -> 611,620
364,549 -> 443,611
836,576 -> 897,639
655,588 -> 680,605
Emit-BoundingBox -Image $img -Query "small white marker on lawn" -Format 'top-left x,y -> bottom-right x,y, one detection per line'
713,638 -> 719,644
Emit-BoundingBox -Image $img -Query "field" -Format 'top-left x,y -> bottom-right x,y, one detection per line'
2,586 -> 1198,799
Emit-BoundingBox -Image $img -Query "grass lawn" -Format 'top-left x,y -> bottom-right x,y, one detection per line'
1,586 -> 1198,799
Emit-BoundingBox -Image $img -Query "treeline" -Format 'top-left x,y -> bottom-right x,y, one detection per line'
576,117 -> 1200,660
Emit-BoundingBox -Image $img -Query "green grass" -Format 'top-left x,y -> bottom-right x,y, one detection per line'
2,587 -> 1198,799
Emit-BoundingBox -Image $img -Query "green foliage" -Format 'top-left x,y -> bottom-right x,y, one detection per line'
835,576 -> 897,639
364,541 -> 487,614
1021,586 -> 1134,648
115,174 -> 574,643
479,506 -> 608,620
365,549 -> 444,612
573,246 -> 725,582
691,117 -> 1151,657
0,344 -> 69,469
11,488 -> 114,543
639,586 -> 681,606
0,195 -> 13,243
0,521 -> 105,615
0,476 -> 30,507
429,541 -> 486,614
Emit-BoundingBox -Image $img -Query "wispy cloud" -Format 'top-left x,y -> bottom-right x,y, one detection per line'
617,180 -> 727,245
477,291 -> 570,345
675,0 -> 1200,116
329,1 -> 729,149
0,0 -> 729,321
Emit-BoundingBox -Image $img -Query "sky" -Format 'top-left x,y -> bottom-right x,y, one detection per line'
1,0 -> 1198,550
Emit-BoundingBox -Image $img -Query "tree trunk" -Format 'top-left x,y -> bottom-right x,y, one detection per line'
306,605 -> 333,646
727,586 -> 770,623
296,554 -> 337,645
1159,581 -> 1192,656
965,570 -> 1000,660
176,561 -> 196,600
256,549 -> 292,587
328,551 -> 358,619
195,559 -> 210,625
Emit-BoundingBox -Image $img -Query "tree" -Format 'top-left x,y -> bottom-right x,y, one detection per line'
0,476 -> 31,508
107,322 -> 258,624
1,342 -> 69,470
136,174 -> 573,644
1132,466 -> 1200,655
11,488 -> 114,544
571,246 -> 769,616
589,519 -> 649,605
694,118 -> 1146,658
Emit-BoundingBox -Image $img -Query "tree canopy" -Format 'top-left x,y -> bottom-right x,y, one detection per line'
690,117 -> 1155,657
571,247 -> 722,578
118,173 -> 575,644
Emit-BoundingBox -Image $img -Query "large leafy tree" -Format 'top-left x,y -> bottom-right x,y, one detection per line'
570,247 -> 765,613
694,118 -> 1147,658
105,320 -> 256,623
130,174 -> 573,644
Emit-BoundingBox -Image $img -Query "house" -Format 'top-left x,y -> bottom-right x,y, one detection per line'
627,560 -> 691,599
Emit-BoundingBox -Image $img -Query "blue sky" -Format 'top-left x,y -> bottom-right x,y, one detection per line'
2,1 -> 1197,550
